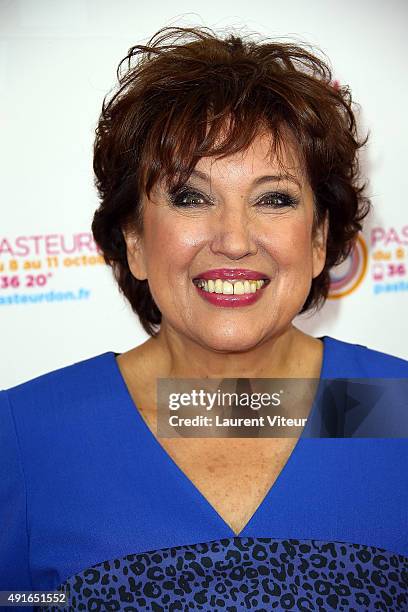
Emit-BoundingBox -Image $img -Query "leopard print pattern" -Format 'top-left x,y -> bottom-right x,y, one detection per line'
39,538 -> 408,611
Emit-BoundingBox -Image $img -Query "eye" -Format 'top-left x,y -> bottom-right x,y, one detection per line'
256,192 -> 299,208
169,188 -> 210,208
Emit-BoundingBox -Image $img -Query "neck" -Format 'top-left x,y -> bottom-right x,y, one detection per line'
143,323 -> 320,379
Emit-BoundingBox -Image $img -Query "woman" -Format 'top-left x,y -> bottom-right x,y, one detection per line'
1,26 -> 407,611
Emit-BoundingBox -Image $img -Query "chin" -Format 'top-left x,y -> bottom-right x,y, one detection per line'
196,327 -> 265,353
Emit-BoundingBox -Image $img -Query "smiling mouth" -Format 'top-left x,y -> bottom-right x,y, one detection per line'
192,277 -> 270,295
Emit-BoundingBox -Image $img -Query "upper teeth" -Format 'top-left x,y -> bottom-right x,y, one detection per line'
195,278 -> 266,294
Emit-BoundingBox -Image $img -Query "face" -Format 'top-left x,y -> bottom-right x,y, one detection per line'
123,132 -> 328,352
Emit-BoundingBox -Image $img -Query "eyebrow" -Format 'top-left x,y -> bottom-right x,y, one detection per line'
190,169 -> 302,189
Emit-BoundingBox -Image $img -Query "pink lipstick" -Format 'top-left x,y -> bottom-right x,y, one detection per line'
192,268 -> 270,308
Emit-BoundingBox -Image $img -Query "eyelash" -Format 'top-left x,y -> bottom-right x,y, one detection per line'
168,188 -> 299,209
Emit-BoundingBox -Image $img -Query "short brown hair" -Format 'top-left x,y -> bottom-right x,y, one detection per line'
92,26 -> 370,336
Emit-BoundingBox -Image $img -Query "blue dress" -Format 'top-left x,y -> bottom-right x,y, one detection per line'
1,336 -> 407,611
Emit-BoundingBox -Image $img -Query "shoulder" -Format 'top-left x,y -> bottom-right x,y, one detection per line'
1,351 -> 117,422
322,335 -> 408,377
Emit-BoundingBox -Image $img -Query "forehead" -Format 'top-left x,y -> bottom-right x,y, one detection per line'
193,131 -> 305,187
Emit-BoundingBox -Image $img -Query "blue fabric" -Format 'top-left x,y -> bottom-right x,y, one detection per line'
0,335 -> 407,610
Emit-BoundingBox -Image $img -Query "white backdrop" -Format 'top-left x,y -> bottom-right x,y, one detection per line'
1,0 -> 408,387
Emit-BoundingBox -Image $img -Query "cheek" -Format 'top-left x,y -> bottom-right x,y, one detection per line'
261,219 -> 313,269
143,215 -> 205,276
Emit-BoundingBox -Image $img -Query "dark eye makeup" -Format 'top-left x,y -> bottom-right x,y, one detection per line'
167,187 -> 300,209
255,192 -> 300,208
168,187 -> 211,208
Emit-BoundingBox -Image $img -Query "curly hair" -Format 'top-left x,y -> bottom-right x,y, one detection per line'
92,26 -> 370,336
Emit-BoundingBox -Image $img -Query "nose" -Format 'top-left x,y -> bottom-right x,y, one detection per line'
209,204 -> 258,260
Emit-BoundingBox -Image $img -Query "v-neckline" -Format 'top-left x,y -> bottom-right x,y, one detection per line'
108,336 -> 329,538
